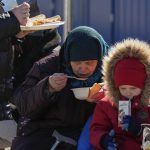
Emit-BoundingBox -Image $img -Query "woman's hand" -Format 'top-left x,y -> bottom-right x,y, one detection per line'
16,31 -> 34,38
87,93 -> 100,103
87,83 -> 104,103
48,73 -> 68,92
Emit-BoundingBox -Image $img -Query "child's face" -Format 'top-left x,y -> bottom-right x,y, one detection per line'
119,85 -> 142,99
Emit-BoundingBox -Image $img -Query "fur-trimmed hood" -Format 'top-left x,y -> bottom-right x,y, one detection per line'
102,38 -> 150,106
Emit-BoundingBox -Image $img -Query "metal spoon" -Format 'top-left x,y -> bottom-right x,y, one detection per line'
67,76 -> 87,81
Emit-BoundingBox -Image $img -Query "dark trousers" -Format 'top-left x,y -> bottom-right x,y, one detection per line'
11,129 -> 76,150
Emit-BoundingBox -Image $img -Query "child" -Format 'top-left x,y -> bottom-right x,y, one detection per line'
90,38 -> 150,150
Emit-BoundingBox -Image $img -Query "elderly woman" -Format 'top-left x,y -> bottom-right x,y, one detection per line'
11,26 -> 108,150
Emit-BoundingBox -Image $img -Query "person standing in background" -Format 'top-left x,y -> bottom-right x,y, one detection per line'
12,0 -> 61,88
0,1 -> 30,149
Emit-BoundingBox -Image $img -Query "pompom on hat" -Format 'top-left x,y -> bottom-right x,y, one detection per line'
113,58 -> 147,89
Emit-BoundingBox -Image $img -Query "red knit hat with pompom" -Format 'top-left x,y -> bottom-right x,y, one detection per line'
113,58 -> 147,89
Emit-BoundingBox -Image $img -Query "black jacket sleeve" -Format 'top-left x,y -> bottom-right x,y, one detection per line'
12,53 -> 60,118
0,11 -> 20,40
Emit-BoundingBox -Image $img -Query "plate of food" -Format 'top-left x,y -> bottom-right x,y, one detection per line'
20,14 -> 65,31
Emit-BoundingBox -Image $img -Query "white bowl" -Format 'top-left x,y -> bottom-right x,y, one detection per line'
71,87 -> 90,100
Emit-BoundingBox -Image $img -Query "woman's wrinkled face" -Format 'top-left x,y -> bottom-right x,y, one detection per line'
70,60 -> 98,78
119,85 -> 142,99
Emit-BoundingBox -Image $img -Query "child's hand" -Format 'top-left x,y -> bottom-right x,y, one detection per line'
101,129 -> 117,150
120,115 -> 142,137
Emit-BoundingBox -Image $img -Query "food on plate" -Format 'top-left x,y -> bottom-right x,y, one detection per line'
26,15 -> 61,26
21,14 -> 64,31
30,14 -> 46,21
32,15 -> 61,25
88,83 -> 101,98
